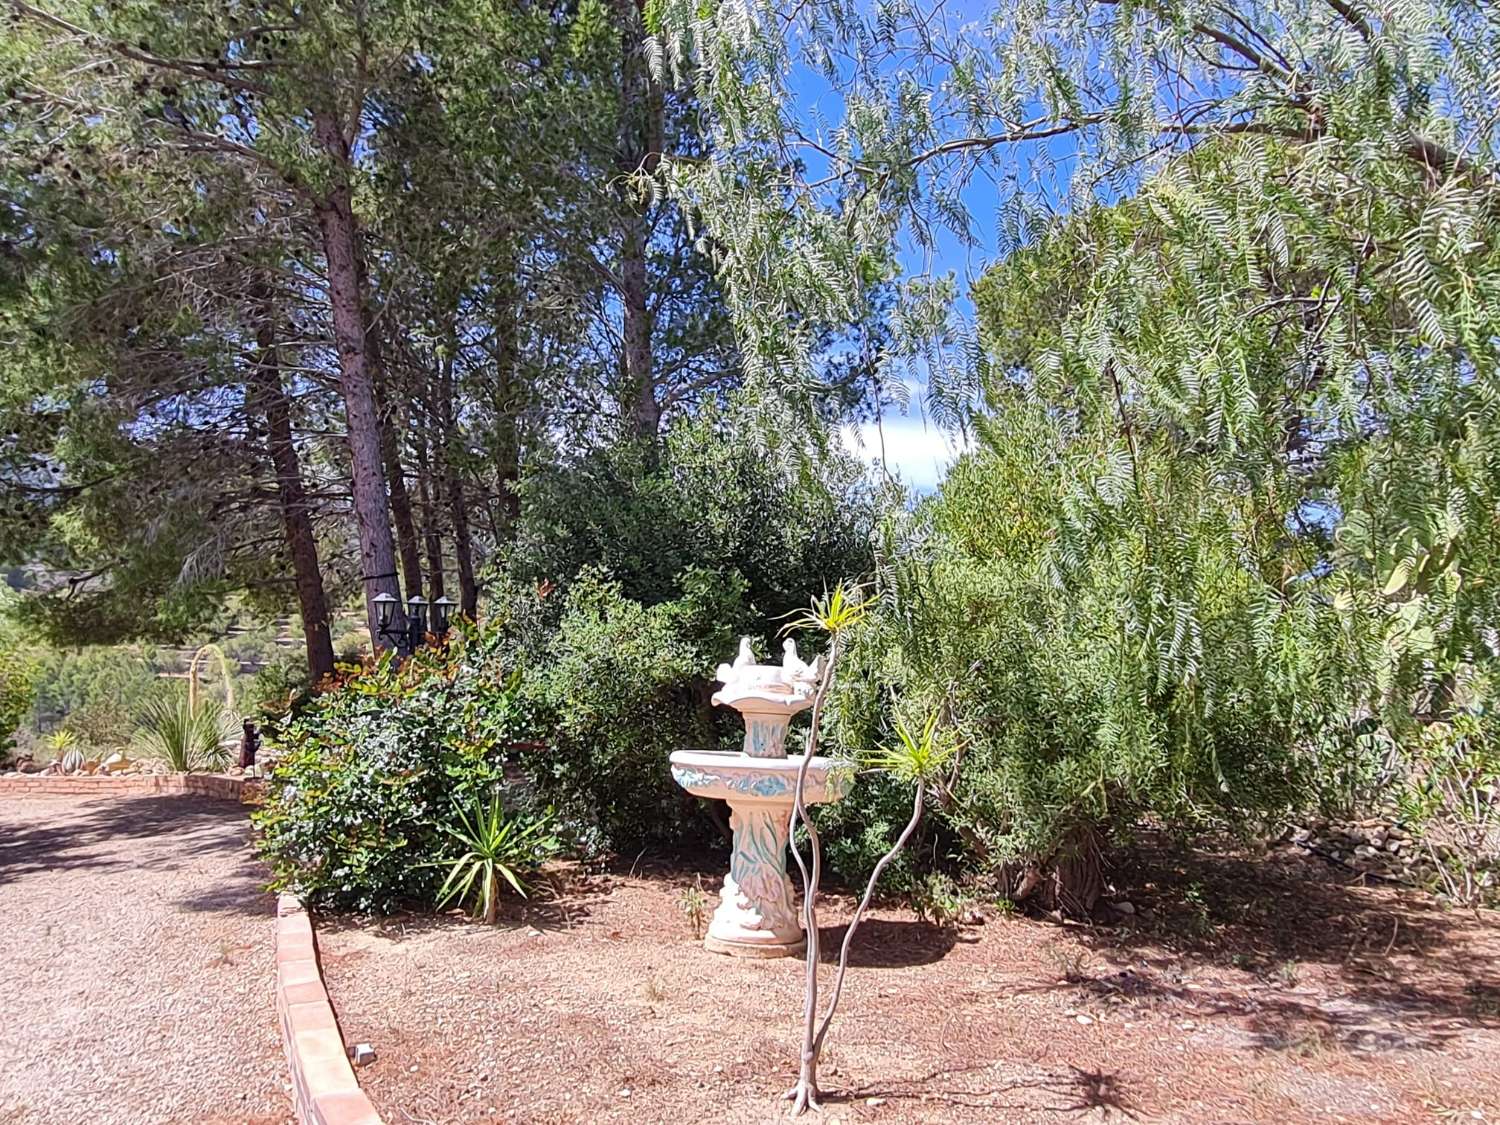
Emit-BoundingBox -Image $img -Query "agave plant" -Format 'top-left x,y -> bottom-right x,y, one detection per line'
432,792 -> 558,925
133,691 -> 235,772
42,729 -> 78,756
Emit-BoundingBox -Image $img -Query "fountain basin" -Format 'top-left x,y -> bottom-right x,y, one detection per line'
669,749 -> 849,805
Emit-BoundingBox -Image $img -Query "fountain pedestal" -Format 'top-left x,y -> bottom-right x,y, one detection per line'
669,640 -> 849,959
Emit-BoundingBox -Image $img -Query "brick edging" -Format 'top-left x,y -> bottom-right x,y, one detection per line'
0,773 -> 262,803
276,893 -> 385,1125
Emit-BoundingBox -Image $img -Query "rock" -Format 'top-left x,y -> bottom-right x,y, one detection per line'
1075,1014 -> 1094,1025
100,752 -> 133,775
960,908 -> 986,926
866,1097 -> 887,1106
17,760 -> 40,774
1114,900 -> 1136,915
1355,845 -> 1379,860
1291,828 -> 1313,844
349,1043 -> 376,1067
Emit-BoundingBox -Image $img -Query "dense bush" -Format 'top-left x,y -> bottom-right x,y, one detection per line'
829,399 -> 1364,912
508,568 -> 744,855
508,400 -> 875,621
0,645 -> 34,761
254,625 -> 540,912
489,404 -> 879,857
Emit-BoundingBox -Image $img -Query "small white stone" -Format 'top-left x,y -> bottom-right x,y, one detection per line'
1076,1014 -> 1094,1025
618,1088 -> 632,1098
866,1096 -> 886,1106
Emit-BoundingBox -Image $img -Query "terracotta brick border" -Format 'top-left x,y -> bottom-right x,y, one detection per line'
0,772 -> 263,803
276,894 -> 385,1125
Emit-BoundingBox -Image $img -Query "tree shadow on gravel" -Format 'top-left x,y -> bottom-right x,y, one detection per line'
0,795 -> 251,889
813,917 -> 958,968
1057,835 -> 1500,1056
834,1061 -> 1137,1117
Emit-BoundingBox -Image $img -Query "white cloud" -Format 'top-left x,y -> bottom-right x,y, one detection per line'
839,411 -> 972,492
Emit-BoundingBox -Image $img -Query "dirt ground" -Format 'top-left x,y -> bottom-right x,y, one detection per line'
317,838 -> 1500,1124
0,795 -> 290,1125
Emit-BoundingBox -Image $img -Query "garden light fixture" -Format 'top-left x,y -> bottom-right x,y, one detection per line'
372,585 -> 451,656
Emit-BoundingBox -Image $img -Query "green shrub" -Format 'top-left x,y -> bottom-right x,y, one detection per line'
514,567 -> 744,855
508,400 -> 876,622
829,402 -> 1363,910
253,624 -> 535,912
0,646 -> 36,762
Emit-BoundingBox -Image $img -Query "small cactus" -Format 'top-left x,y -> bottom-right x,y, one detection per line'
60,747 -> 85,774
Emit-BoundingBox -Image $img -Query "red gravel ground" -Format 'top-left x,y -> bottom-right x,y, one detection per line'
319,839 -> 1500,1124
0,795 -> 290,1125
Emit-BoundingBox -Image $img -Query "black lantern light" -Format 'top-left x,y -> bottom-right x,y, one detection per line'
373,590 -> 398,630
432,594 -> 456,635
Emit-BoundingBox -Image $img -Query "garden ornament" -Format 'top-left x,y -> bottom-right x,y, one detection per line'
670,637 -> 851,957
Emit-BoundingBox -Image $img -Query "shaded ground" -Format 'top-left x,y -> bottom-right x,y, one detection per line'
319,840 -> 1500,1124
0,795 -> 289,1125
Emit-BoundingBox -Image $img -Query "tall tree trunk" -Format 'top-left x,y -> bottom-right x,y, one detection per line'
372,352 -> 424,599
312,109 -> 405,649
416,427 -> 446,635
247,308 -> 336,684
617,0 -> 661,440
359,253 -> 425,601
492,279 -> 522,536
436,348 -> 479,617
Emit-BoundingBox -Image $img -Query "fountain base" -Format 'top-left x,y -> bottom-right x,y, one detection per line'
671,750 -> 847,959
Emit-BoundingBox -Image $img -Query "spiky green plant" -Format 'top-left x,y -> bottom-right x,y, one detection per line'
42,729 -> 78,756
133,692 -> 233,773
432,793 -> 559,925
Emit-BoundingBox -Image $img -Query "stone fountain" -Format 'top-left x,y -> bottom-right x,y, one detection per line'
669,638 -> 851,958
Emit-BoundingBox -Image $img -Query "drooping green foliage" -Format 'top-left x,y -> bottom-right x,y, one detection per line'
642,1 -> 1500,906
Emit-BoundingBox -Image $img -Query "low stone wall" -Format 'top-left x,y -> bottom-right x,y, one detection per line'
0,772 -> 263,803
276,894 -> 385,1125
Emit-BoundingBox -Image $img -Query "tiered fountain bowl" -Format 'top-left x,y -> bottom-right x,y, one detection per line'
669,638 -> 851,958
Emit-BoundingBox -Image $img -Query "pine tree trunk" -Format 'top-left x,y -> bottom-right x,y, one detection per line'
491,283 -> 522,536
435,350 -> 478,617
247,310 -> 336,684
616,0 -> 660,440
312,109 -> 405,650
374,366 -> 424,600
416,428 -> 445,635
365,301 -> 424,600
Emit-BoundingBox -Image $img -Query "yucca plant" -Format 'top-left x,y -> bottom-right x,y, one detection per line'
133,691 -> 234,772
432,793 -> 559,925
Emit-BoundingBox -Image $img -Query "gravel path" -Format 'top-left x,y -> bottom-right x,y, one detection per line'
0,795 -> 290,1125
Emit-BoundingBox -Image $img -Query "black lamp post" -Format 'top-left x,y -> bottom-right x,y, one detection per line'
373,587 -> 453,656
